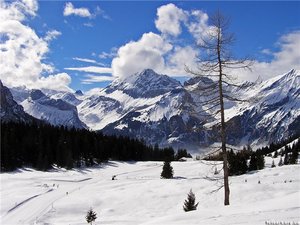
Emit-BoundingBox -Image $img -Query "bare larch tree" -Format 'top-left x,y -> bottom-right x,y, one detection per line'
186,10 -> 252,206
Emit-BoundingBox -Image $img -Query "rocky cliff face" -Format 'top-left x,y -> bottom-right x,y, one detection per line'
0,80 -> 35,123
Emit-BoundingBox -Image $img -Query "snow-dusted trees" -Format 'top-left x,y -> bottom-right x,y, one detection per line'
86,208 -> 97,225
183,189 -> 199,212
161,161 -> 174,179
185,10 -> 252,206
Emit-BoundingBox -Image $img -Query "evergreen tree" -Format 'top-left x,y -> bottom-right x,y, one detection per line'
256,154 -> 265,170
278,157 -> 283,166
271,160 -> 276,168
283,152 -> 290,165
86,208 -> 97,225
273,151 -> 278,158
248,154 -> 257,171
161,161 -> 174,179
289,147 -> 298,164
183,189 -> 199,212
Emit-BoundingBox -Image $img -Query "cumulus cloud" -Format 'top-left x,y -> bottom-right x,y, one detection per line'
110,4 -> 212,80
36,73 -> 72,91
0,0 -> 72,92
231,30 -> 300,82
155,3 -> 187,37
187,10 -> 214,44
63,3 -> 109,20
111,32 -> 172,78
65,66 -> 112,74
165,46 -> 198,76
63,2 -> 91,18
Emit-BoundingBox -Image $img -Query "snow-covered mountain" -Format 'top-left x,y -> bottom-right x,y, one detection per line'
9,88 -> 86,129
78,69 -> 209,150
3,69 -> 300,151
225,69 -> 300,146
0,81 -> 35,123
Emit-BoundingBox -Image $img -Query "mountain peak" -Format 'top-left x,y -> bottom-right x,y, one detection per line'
75,90 -> 83,96
106,69 -> 182,98
30,89 -> 46,101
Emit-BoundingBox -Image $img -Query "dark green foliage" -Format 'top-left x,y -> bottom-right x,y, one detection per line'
256,154 -> 265,170
283,152 -> 290,165
183,189 -> 198,212
278,157 -> 283,166
228,149 -> 249,175
161,161 -> 174,179
1,122 -> 176,171
289,146 -> 299,164
248,154 -> 257,171
86,208 -> 97,224
255,135 -> 300,156
249,153 -> 265,171
271,160 -> 276,168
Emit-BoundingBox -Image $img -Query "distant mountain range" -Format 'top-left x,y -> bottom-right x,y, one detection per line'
1,69 -> 299,152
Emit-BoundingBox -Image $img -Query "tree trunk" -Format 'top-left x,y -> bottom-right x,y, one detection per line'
217,26 -> 230,206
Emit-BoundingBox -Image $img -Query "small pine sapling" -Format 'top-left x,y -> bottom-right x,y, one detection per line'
271,160 -> 276,168
183,189 -> 199,212
161,161 -> 174,179
86,208 -> 97,225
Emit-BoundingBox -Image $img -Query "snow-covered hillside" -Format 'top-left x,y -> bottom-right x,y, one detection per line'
1,159 -> 299,225
10,88 -> 86,129
225,69 -> 300,146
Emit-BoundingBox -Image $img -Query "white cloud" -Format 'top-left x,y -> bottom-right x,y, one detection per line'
63,3 -> 109,20
111,32 -> 172,78
186,10 -> 214,44
110,4 -> 213,79
0,0 -> 71,92
261,48 -> 272,55
231,30 -> 300,82
65,66 -> 112,74
37,73 -> 72,91
98,47 -> 117,59
73,57 -> 106,66
81,74 -> 114,84
0,0 -> 38,21
44,29 -> 61,42
165,46 -> 199,76
155,3 -> 187,37
83,22 -> 93,27
63,2 -> 91,18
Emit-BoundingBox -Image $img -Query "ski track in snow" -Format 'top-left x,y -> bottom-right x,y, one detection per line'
1,159 -> 300,225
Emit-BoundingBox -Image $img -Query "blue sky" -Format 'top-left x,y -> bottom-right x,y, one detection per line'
1,1 -> 300,92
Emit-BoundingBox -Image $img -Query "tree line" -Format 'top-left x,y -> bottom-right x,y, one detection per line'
204,136 -> 299,176
1,121 -> 187,172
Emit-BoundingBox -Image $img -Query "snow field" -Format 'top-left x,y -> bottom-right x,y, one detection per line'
1,158 -> 299,225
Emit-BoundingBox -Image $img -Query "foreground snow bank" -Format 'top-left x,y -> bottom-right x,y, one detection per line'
1,159 -> 299,225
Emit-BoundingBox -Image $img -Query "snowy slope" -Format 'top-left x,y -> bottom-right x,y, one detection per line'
225,69 -> 300,146
1,159 -> 299,225
78,69 -> 209,150
12,89 -> 86,129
